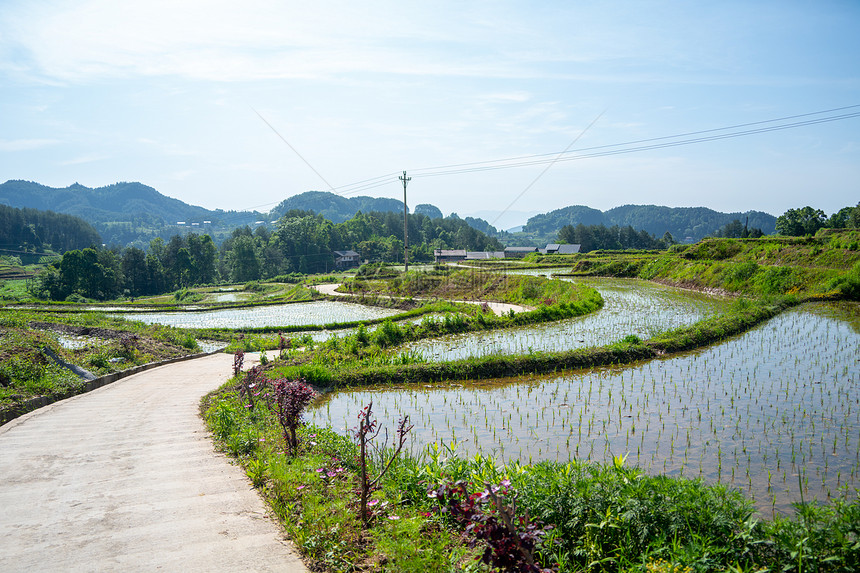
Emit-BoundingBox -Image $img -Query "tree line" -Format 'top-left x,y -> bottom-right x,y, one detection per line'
29,209 -> 503,300
775,204 -> 860,236
557,223 -> 676,252
0,204 -> 101,259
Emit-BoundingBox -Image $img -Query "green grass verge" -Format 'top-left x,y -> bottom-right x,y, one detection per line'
203,383 -> 860,572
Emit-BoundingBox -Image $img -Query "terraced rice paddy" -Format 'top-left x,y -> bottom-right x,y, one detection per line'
406,278 -> 732,361
116,301 -> 399,329
309,301 -> 860,515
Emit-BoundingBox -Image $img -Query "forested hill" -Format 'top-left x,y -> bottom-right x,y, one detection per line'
523,204 -> 777,242
0,180 -> 264,247
270,191 -> 414,223
0,204 -> 101,257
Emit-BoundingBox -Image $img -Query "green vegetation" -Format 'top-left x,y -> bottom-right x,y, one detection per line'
264,271 -> 603,385
566,231 -> 860,300
557,223 -> 675,252
522,204 -> 778,244
0,203 -> 101,260
203,377 -> 860,572
776,204 -> 860,236
0,308 -> 202,413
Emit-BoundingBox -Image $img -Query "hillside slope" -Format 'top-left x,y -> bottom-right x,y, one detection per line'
0,180 -> 264,247
524,204 -> 777,241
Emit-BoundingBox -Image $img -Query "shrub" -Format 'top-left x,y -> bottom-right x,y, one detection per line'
272,379 -> 315,455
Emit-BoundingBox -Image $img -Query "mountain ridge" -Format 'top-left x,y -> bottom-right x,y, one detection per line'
524,203 -> 778,242
2,180 -> 780,248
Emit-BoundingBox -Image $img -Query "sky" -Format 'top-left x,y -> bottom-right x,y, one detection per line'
1,0 -> 858,229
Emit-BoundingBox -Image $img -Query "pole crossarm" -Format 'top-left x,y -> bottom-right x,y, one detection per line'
399,171 -> 411,272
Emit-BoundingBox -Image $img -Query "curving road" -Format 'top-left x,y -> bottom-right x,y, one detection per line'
0,353 -> 307,573
311,282 -> 528,316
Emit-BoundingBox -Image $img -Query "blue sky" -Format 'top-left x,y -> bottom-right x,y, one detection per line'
1,0 -> 858,229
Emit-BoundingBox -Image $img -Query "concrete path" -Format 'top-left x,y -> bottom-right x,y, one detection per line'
0,353 -> 308,573
312,282 -> 528,316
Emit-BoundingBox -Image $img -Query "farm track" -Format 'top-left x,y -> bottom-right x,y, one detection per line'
311,282 -> 529,316
0,353 -> 307,573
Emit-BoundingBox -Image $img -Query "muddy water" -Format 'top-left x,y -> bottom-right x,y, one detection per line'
405,278 -> 732,361
309,301 -> 860,515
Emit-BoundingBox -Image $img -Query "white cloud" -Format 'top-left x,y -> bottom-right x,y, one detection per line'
0,138 -> 59,151
58,152 -> 110,165
0,0 -> 663,84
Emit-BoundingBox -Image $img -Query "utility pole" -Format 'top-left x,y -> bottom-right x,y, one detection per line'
399,170 -> 411,272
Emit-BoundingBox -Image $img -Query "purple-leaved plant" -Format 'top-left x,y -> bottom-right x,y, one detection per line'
428,479 -> 556,572
239,365 -> 266,410
354,401 -> 413,526
232,349 -> 245,377
272,379 -> 315,455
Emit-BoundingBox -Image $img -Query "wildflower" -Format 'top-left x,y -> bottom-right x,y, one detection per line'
296,485 -> 306,491
367,499 -> 380,507
387,515 -> 401,520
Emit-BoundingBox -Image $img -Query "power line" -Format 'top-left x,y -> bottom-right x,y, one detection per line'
252,107 -> 337,193
413,108 -> 860,177
406,103 -> 860,177
243,104 -> 860,216
490,110 -> 605,227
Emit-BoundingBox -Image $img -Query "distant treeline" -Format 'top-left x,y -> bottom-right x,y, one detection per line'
0,204 -> 101,259
776,204 -> 860,236
557,224 -> 675,252
29,209 -> 503,300
526,204 -> 778,242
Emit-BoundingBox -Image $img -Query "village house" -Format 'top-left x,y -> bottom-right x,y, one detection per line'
433,249 -> 467,262
333,250 -> 360,269
503,246 -> 539,258
541,243 -> 581,255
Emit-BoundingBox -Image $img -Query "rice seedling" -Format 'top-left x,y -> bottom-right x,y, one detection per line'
309,301 -> 860,515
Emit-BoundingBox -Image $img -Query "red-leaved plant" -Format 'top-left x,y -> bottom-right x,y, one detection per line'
428,479 -> 556,573
354,401 -> 413,525
239,365 -> 266,410
272,379 -> 315,455
232,349 -> 245,377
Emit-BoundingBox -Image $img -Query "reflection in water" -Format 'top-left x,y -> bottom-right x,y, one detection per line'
310,302 -> 860,515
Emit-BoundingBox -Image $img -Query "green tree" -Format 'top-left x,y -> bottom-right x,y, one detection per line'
776,207 -> 827,236
230,235 -> 261,282
121,247 -> 148,296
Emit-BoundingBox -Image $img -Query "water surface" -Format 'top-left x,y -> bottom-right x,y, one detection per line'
310,301 -> 860,515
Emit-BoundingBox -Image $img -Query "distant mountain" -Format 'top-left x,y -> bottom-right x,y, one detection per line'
523,204 -> 777,242
0,180 -> 265,247
415,203 -> 443,220
270,191 -> 410,223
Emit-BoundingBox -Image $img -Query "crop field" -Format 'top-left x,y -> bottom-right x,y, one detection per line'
115,300 -> 399,329
309,301 -> 860,515
405,277 -> 731,361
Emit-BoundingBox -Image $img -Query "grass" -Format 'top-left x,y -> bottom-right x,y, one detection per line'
0,307 -> 203,412
203,379 -> 860,572
567,231 -> 860,302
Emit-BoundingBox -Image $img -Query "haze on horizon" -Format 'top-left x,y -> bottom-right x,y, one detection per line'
1,0 -> 858,228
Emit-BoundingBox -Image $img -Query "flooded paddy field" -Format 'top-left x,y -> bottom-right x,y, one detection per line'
115,300 -> 399,329
309,302 -> 860,515
406,278 -> 732,361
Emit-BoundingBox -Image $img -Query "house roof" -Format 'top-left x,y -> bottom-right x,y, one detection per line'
434,249 -> 467,257
465,251 -> 505,259
555,244 -> 581,254
333,250 -> 360,257
544,243 -> 581,254
504,246 -> 538,252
